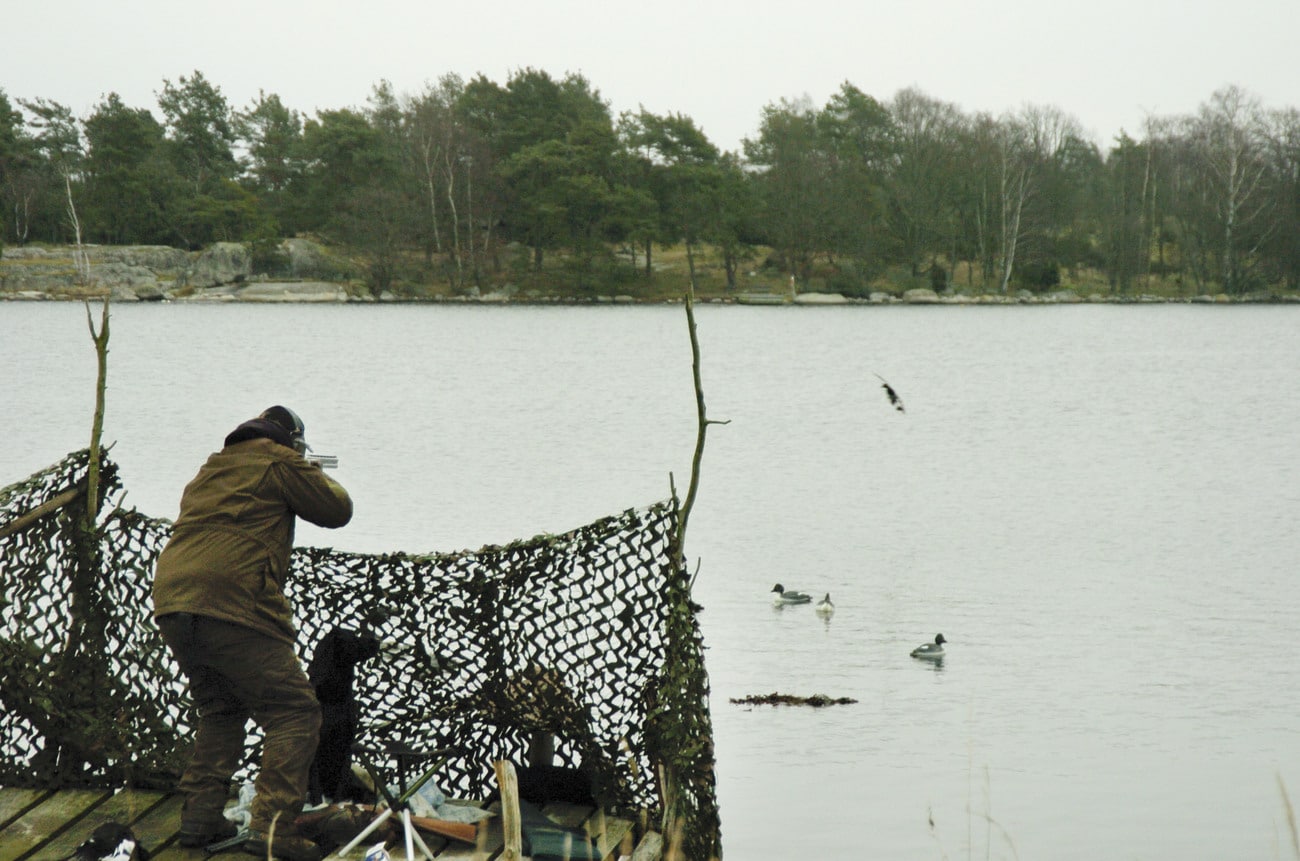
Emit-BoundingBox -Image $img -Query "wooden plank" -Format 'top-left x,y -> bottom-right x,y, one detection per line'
0,789 -> 109,861
0,789 -> 54,832
124,795 -> 184,854
23,792 -> 158,858
537,803 -> 592,829
628,830 -> 662,861
148,842 -> 210,861
588,812 -> 633,861
28,790 -> 168,861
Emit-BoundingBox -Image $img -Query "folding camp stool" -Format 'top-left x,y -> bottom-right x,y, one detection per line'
337,744 -> 459,861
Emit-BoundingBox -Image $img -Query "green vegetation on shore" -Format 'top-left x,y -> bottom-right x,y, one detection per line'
2,71 -> 1299,302
5,236 -> 1299,305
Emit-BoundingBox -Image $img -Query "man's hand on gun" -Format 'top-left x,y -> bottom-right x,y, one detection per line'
306,453 -> 339,469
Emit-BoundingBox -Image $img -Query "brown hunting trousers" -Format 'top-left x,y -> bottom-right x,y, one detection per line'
158,613 -> 322,834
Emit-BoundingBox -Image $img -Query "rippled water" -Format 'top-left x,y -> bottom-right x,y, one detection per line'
3,301 -> 1298,859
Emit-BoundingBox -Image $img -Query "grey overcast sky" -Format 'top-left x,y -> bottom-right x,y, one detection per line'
5,0 -> 1299,154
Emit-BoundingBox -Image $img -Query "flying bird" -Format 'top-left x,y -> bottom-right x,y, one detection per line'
874,374 -> 905,413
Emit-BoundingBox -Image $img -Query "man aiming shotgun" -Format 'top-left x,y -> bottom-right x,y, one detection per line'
153,406 -> 353,861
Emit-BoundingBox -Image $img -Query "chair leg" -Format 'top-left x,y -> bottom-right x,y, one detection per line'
401,809 -> 416,861
404,811 -> 438,861
337,807 -> 395,856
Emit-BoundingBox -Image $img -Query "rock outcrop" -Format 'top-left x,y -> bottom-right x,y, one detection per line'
0,239 -> 357,302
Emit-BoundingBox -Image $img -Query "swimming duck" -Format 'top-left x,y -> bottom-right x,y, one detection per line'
910,633 -> 946,659
815,593 -> 835,616
771,583 -> 812,605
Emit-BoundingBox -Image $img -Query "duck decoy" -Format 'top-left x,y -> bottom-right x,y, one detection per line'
910,633 -> 946,659
771,583 -> 812,605
815,593 -> 835,617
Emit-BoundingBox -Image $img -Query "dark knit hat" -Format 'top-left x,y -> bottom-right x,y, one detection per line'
224,405 -> 308,453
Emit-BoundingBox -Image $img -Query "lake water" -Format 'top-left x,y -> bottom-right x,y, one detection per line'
2,301 -> 1298,860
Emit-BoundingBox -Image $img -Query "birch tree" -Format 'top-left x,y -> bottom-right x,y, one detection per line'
404,75 -> 487,288
992,105 -> 1082,293
1183,86 -> 1273,293
18,97 -> 91,256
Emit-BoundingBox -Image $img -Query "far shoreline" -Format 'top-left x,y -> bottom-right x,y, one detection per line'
5,286 -> 1300,306
5,240 -> 1299,307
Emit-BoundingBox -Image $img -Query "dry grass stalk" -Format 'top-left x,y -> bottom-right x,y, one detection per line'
1279,773 -> 1299,858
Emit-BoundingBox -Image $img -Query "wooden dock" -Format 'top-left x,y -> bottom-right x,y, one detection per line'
0,787 -> 661,861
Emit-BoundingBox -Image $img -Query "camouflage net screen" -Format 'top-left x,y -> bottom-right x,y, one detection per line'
0,449 -> 720,853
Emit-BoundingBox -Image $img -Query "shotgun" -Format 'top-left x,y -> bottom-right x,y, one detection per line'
296,805 -> 480,845
407,813 -> 479,845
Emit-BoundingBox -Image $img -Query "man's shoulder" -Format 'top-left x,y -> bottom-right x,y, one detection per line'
220,437 -> 297,462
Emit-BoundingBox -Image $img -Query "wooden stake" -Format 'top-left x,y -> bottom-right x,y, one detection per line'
494,760 -> 522,861
84,297 -> 109,525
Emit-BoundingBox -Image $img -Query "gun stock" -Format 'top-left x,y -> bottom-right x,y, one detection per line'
409,814 -> 479,844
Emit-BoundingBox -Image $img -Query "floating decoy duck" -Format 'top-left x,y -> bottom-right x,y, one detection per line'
771,583 -> 812,605
815,593 -> 835,616
910,633 -> 946,659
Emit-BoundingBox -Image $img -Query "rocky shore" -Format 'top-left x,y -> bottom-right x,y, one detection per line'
3,241 -> 1296,305
0,239 -> 351,304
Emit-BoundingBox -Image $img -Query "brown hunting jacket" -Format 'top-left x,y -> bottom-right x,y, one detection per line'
152,437 -> 353,644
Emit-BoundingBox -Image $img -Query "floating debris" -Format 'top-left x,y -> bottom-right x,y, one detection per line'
730,692 -> 858,707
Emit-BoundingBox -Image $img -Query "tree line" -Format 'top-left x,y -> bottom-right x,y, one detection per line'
2,70 -> 1298,297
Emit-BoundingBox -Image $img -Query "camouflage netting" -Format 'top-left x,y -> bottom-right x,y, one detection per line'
0,449 -> 720,857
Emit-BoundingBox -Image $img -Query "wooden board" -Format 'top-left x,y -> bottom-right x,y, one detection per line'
0,789 -> 53,832
151,843 -> 221,861
592,816 -> 631,861
628,830 -> 663,861
0,790 -> 635,861
28,790 -> 168,861
126,795 -> 185,853
538,802 -> 592,829
0,790 -> 109,861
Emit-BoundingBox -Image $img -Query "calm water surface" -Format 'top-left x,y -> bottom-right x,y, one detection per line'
2,302 -> 1298,860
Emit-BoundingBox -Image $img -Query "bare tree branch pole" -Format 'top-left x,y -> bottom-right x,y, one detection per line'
84,297 -> 109,524
676,289 -> 728,553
